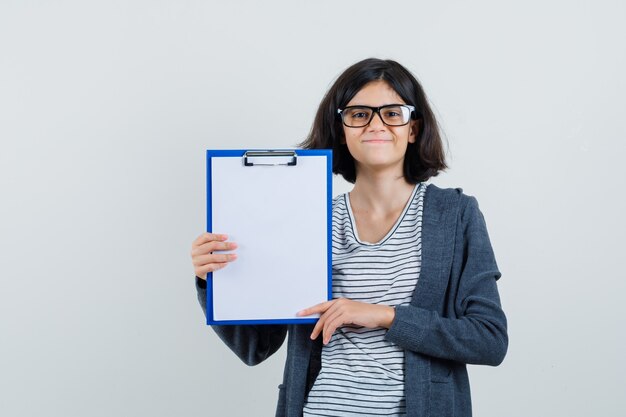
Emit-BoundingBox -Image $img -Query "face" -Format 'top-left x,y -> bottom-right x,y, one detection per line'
341,80 -> 417,178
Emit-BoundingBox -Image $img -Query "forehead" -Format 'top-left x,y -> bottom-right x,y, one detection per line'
347,80 -> 405,106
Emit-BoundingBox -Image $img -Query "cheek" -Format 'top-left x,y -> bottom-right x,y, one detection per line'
342,129 -> 359,146
398,126 -> 414,143
343,137 -> 362,160
341,127 -> 353,145
344,139 -> 356,155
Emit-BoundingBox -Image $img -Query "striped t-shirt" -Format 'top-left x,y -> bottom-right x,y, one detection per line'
303,183 -> 427,417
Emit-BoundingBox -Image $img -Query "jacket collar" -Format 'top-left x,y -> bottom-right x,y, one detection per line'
410,184 -> 462,311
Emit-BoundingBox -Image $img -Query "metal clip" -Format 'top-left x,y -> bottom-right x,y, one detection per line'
243,150 -> 298,166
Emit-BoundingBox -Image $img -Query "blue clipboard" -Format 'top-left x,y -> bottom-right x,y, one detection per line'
206,149 -> 333,325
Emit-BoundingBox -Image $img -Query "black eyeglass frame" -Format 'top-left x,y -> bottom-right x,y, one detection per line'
337,104 -> 417,128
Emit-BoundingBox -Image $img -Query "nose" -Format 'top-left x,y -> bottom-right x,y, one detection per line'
368,110 -> 386,129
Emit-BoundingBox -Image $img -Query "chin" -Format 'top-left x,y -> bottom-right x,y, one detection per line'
357,159 -> 404,173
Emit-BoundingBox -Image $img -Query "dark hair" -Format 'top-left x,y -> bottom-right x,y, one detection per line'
299,58 -> 447,184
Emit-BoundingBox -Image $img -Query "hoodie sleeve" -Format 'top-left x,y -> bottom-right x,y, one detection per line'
385,196 -> 508,366
196,277 -> 288,366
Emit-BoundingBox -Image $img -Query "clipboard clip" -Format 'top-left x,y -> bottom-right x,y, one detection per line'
243,150 -> 298,167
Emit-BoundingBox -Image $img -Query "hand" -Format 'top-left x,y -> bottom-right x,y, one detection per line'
297,298 -> 395,345
191,233 -> 238,280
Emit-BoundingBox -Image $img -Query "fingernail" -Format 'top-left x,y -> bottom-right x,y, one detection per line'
230,254 -> 238,260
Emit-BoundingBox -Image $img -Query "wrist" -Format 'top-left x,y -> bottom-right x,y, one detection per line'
381,305 -> 396,329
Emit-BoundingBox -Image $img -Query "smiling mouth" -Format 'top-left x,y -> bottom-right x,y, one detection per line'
362,139 -> 392,143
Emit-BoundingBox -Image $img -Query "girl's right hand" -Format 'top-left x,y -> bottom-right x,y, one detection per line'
191,233 -> 238,280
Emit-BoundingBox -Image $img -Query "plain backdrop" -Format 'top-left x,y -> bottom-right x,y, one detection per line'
1,1 -> 625,416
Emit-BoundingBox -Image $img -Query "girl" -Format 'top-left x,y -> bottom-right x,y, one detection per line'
191,58 -> 507,417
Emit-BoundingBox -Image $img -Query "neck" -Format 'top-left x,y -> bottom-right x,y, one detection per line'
349,167 -> 415,214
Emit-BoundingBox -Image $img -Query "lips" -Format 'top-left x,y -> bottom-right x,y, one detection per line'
362,139 -> 392,143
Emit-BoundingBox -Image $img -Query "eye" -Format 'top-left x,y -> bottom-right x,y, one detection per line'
382,106 -> 407,121
347,108 -> 372,119
382,109 -> 402,118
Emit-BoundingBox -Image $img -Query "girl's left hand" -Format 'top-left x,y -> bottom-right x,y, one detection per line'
297,298 -> 395,345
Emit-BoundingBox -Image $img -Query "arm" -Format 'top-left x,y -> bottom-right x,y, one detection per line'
297,196 -> 507,365
196,277 -> 288,366
191,233 -> 288,366
385,196 -> 508,366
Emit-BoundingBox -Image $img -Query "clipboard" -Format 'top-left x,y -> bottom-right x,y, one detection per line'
206,149 -> 333,325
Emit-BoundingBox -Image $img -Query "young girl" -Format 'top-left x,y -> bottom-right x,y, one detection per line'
191,58 -> 508,417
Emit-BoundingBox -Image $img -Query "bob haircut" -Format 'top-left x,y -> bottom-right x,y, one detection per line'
299,58 -> 447,184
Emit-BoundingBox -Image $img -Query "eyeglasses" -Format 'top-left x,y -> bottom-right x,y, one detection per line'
337,104 -> 416,128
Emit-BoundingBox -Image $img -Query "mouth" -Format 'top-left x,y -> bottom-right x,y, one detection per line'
362,139 -> 392,144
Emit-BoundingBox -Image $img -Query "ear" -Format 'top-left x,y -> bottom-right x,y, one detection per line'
408,120 -> 420,143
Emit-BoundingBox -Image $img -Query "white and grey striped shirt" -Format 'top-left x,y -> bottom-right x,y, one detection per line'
303,183 -> 427,417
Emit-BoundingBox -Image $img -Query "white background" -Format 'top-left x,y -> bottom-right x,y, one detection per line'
1,1 -> 625,416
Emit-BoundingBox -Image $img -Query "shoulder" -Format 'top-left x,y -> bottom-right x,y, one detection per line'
332,193 -> 345,205
423,184 -> 486,233
424,183 -> 478,212
331,193 -> 349,220
332,193 -> 347,210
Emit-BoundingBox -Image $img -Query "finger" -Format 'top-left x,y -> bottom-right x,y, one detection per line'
322,313 -> 341,345
192,241 -> 238,256
192,253 -> 238,266
309,298 -> 344,340
319,298 -> 344,317
300,298 -> 342,328
296,300 -> 334,317
193,233 -> 228,248
323,310 -> 347,344
193,233 -> 224,248
321,300 -> 355,344
310,313 -> 327,340
197,262 -> 228,276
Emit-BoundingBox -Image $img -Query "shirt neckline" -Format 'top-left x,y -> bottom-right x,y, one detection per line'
344,183 -> 421,246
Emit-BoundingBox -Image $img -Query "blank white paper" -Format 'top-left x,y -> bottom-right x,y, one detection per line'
210,153 -> 329,322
